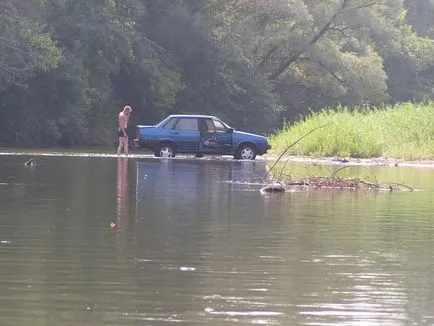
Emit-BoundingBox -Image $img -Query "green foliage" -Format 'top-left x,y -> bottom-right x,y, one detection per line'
142,2 -> 281,132
270,102 -> 434,160
0,0 -> 433,147
0,1 -> 61,88
405,0 -> 434,37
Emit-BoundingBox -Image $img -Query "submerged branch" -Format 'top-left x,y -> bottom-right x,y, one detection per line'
281,175 -> 413,191
263,124 -> 329,181
382,182 -> 414,192
262,165 -> 415,192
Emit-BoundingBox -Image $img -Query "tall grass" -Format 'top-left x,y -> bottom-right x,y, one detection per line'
269,102 -> 434,160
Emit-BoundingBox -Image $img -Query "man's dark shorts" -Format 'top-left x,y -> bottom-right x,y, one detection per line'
117,129 -> 126,137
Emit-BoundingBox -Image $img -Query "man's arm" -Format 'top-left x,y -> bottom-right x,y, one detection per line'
124,112 -> 130,137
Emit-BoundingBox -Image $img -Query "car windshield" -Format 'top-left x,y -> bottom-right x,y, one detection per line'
213,119 -> 227,132
218,119 -> 231,130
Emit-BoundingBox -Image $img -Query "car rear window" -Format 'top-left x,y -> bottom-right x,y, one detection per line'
174,118 -> 199,131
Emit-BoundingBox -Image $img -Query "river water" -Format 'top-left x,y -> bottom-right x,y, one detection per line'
0,154 -> 433,326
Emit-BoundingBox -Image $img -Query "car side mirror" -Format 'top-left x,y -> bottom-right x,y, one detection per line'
227,128 -> 234,133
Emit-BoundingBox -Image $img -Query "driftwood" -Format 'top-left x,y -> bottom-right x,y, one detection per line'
260,125 -> 413,193
264,165 -> 414,192
260,184 -> 286,193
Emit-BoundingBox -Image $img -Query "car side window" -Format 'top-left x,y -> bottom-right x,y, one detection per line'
213,120 -> 226,132
174,118 -> 199,131
204,119 -> 215,132
163,118 -> 178,129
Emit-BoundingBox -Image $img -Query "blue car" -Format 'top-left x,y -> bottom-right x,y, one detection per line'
134,114 -> 271,160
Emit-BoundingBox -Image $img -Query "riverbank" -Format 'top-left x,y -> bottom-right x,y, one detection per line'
1,148 -> 433,168
262,155 -> 434,168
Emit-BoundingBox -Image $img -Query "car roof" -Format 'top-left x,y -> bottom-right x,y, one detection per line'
168,114 -> 218,119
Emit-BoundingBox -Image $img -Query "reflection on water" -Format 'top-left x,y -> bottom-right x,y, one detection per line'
116,157 -> 129,230
0,155 -> 433,326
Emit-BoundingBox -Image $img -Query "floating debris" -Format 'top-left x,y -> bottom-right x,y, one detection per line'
259,165 -> 414,192
287,175 -> 364,189
332,156 -> 350,163
180,266 -> 196,272
260,183 -> 286,194
24,158 -> 36,166
284,175 -> 413,191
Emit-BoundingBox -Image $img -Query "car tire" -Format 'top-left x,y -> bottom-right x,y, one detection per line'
155,143 -> 176,158
234,144 -> 257,160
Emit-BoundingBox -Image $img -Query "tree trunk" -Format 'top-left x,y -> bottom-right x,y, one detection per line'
268,0 -> 348,81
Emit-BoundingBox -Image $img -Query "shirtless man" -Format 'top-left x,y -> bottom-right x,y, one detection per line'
117,105 -> 132,155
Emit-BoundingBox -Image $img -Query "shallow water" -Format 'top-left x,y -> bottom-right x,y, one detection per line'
0,154 -> 433,325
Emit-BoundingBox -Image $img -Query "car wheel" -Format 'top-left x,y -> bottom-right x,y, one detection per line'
235,144 -> 257,160
155,143 -> 176,158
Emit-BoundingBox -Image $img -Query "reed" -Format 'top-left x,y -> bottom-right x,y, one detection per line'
269,102 -> 434,160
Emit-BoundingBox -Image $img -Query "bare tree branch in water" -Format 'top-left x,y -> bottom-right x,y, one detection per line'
263,124 -> 329,182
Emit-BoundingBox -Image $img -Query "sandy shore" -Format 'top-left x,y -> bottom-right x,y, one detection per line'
1,149 -> 433,168
261,155 -> 434,168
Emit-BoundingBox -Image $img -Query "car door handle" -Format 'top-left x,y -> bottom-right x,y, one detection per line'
170,131 -> 179,135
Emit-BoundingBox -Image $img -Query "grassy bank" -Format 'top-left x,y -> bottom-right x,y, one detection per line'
269,102 -> 434,160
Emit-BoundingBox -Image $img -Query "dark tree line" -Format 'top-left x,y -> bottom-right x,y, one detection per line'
0,0 -> 433,146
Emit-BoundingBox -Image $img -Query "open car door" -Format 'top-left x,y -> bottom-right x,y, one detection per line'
199,118 -> 233,153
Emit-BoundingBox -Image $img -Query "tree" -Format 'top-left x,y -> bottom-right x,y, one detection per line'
140,1 -> 282,131
1,0 -> 434,146
0,0 -> 183,146
405,0 -> 434,36
206,0 -> 434,118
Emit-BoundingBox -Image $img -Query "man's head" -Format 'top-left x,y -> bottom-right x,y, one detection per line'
123,105 -> 132,114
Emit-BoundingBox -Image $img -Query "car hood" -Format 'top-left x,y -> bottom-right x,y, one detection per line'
232,130 -> 268,142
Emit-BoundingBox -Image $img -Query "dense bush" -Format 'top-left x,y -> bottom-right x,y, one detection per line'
270,102 -> 434,160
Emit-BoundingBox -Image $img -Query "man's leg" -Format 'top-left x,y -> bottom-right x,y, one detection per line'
124,137 -> 129,155
117,137 -> 123,155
